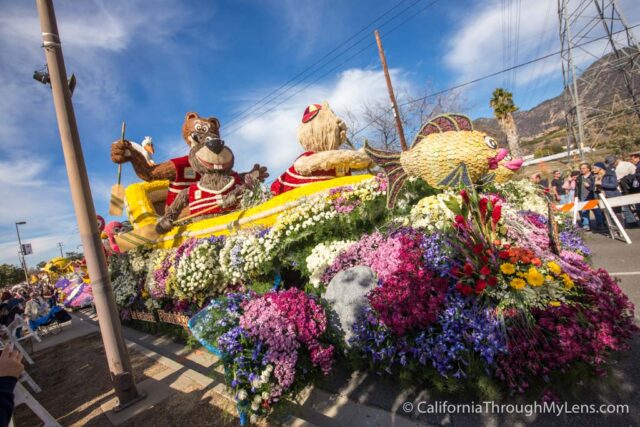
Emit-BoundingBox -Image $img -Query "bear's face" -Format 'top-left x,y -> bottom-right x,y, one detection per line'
182,112 -> 221,148
297,102 -> 347,152
188,136 -> 235,176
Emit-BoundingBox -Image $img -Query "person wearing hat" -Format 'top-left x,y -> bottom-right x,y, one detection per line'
598,158 -> 639,227
605,155 -> 635,192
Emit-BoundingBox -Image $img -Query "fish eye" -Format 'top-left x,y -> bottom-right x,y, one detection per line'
195,123 -> 202,131
504,154 -> 512,161
201,125 -> 209,133
484,136 -> 498,149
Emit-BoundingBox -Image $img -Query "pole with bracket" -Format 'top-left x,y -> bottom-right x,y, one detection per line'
35,0 -> 143,410
374,30 -> 408,152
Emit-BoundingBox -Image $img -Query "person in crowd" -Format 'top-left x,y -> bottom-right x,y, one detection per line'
562,170 -> 580,202
576,162 -> 604,231
604,155 -> 639,227
23,293 -> 40,321
606,155 -> 636,193
630,151 -> 640,171
0,343 -> 24,427
550,170 -> 568,204
593,161 -> 635,226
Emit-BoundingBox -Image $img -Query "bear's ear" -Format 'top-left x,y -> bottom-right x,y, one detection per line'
185,112 -> 199,120
207,117 -> 221,130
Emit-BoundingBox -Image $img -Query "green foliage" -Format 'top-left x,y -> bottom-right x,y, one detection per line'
64,251 -> 84,261
0,263 -> 23,286
490,88 -> 518,119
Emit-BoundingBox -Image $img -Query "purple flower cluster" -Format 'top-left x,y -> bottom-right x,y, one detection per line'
559,230 -> 591,256
351,294 -> 506,379
420,232 -> 455,276
329,186 -> 361,214
151,252 -> 175,299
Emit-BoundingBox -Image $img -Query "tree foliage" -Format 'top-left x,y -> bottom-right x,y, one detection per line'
0,264 -> 24,286
489,88 -> 518,119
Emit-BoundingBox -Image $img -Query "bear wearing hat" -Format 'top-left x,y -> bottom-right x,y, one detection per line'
270,102 -> 372,195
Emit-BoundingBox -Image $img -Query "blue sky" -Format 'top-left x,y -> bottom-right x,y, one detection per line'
0,0 -> 638,266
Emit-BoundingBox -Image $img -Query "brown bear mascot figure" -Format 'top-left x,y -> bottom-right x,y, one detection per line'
270,102 -> 372,195
155,136 -> 251,233
111,112 -> 268,209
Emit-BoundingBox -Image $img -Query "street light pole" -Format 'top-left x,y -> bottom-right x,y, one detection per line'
57,242 -> 64,258
15,222 -> 29,284
36,0 -> 142,409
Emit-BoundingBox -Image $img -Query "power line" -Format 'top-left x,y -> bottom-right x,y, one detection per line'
224,0 -> 442,136
223,0 -> 429,132
351,23 -> 640,139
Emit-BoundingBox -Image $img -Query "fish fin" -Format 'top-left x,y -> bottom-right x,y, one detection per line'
447,114 -> 474,131
410,113 -> 470,149
364,141 -> 408,209
477,172 -> 496,186
438,162 -> 472,188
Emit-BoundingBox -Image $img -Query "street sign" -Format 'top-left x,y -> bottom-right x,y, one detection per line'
21,243 -> 33,255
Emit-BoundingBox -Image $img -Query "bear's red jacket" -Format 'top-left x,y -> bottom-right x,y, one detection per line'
270,152 -> 349,196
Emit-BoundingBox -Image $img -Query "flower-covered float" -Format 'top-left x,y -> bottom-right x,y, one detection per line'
105,112 -> 637,424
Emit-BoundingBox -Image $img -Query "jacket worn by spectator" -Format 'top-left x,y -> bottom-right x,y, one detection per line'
577,173 -> 596,201
599,167 -> 621,197
0,376 -> 17,427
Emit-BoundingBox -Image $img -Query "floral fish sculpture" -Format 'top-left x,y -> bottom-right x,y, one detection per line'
364,113 -> 523,208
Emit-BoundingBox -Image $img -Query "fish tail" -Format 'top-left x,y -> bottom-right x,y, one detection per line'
364,142 -> 408,209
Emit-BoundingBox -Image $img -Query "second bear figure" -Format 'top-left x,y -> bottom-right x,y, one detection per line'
270,102 -> 372,195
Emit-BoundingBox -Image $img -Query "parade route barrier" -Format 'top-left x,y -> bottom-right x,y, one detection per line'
555,193 -> 640,244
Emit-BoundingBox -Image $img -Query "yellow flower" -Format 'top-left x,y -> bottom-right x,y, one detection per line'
509,278 -> 526,290
545,275 -> 554,282
549,301 -> 561,307
560,273 -> 574,290
500,263 -> 516,275
525,267 -> 544,287
547,261 -> 562,275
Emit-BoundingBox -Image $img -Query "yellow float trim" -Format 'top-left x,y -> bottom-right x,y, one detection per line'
124,175 -> 374,250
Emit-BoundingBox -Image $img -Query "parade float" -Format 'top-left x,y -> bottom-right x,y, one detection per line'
104,108 -> 637,425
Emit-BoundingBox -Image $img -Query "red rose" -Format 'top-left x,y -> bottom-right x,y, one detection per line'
451,267 -> 460,277
479,197 -> 489,217
480,265 -> 491,276
460,189 -> 469,203
475,280 -> 487,294
498,250 -> 510,260
463,263 -> 474,276
492,204 -> 502,225
488,276 -> 498,286
472,243 -> 484,255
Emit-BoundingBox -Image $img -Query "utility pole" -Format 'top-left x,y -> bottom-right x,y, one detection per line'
558,0 -> 640,160
374,30 -> 408,152
15,222 -> 29,284
57,242 -> 64,258
36,0 -> 142,409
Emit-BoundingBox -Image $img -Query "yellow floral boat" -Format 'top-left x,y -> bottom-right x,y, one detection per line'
116,175 -> 374,251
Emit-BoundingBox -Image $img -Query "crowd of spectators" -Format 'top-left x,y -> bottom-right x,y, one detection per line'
530,151 -> 640,231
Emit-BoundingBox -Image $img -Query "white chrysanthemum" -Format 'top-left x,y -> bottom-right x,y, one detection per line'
306,240 -> 355,288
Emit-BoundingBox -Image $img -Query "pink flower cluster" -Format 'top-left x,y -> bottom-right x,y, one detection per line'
366,231 -> 449,335
264,289 -> 334,373
329,187 -> 361,214
240,289 -> 334,389
240,298 -> 299,389
495,268 -> 638,393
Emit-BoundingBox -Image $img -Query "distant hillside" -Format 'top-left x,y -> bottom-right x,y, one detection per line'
473,49 -> 640,154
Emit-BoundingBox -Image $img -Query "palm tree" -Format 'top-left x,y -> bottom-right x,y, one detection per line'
490,88 -> 521,157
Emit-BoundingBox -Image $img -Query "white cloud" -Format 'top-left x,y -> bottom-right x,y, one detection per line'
0,0 -> 194,266
227,67 -> 414,175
